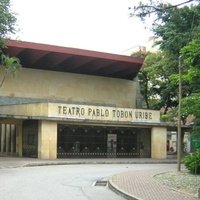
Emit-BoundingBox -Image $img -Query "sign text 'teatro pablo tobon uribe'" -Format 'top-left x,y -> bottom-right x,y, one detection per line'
48,104 -> 160,123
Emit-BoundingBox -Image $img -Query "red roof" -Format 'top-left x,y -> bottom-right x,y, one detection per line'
3,40 -> 144,80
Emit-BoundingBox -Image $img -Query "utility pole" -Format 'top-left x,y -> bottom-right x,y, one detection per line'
177,55 -> 182,171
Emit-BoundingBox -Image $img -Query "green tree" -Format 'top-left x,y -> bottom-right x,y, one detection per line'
132,1 -> 200,55
139,51 -> 180,113
0,0 -> 21,87
132,1 -> 200,114
0,54 -> 21,87
131,1 -> 200,141
0,0 -> 16,50
131,0 -> 199,21
181,40 -> 200,93
181,40 -> 200,139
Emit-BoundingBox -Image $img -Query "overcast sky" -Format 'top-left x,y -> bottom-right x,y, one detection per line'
10,0 -> 186,55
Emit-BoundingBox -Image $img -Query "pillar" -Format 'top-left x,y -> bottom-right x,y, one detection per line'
151,127 -> 167,159
38,120 -> 57,160
1,124 -> 6,153
10,124 -> 15,154
6,124 -> 11,154
16,122 -> 23,157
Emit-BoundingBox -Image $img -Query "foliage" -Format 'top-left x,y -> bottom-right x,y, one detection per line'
0,54 -> 21,87
160,113 -> 175,122
154,5 -> 200,55
179,40 -> 200,139
0,0 -> 16,51
182,93 -> 200,117
181,40 -> 200,93
183,149 -> 200,174
131,0 -> 199,21
1,54 -> 21,72
139,51 -> 180,113
0,0 -> 21,88
132,1 -> 200,133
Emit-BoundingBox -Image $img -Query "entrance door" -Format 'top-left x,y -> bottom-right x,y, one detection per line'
107,134 -> 117,157
22,120 -> 38,158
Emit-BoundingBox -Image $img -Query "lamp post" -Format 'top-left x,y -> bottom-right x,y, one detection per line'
177,55 -> 182,171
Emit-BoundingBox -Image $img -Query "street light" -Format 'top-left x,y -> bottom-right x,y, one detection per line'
177,55 -> 182,171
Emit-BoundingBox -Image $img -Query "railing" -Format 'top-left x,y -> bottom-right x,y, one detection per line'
57,152 -> 150,158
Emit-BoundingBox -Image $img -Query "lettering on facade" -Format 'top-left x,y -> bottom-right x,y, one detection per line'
88,108 -> 109,117
135,111 -> 152,120
55,104 -> 159,122
58,106 -> 85,116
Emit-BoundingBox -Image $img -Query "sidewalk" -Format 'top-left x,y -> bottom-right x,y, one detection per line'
0,156 -> 177,168
109,170 -> 199,200
1,157 -> 197,200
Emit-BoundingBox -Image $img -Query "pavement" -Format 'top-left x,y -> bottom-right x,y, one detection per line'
0,156 -> 199,200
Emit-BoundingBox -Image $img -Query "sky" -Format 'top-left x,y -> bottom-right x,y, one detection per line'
10,0 -> 186,55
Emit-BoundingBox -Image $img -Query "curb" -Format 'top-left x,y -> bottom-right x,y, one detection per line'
21,160 -> 177,168
108,178 -> 141,200
0,158 -> 178,169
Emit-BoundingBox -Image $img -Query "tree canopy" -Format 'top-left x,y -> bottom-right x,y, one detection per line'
0,0 -> 16,51
132,1 -> 200,140
0,0 -> 21,87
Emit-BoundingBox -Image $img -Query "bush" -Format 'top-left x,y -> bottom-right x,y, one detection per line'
182,149 -> 200,174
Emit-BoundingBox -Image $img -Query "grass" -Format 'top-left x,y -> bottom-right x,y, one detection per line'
154,171 -> 200,197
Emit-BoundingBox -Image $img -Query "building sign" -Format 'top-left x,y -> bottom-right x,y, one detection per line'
48,103 -> 160,123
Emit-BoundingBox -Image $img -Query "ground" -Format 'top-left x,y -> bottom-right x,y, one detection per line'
154,170 -> 200,197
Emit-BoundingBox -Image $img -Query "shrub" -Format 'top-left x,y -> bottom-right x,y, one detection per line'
182,149 -> 200,174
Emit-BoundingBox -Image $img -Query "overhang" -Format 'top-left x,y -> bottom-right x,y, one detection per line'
0,102 -> 161,128
3,40 -> 144,80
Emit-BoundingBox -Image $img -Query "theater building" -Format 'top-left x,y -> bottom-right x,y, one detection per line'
0,40 -> 167,160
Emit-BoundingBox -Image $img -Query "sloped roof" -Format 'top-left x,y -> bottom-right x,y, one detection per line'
3,40 -> 144,80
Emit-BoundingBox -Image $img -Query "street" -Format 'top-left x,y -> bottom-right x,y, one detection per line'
0,164 -> 176,200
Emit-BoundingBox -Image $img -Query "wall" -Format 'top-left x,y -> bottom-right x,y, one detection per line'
0,68 -> 136,108
38,120 -> 57,159
151,127 -> 167,159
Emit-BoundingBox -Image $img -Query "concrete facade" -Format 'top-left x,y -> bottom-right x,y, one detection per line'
38,121 -> 57,159
151,127 -> 167,159
0,40 -> 168,160
0,67 -> 166,159
0,68 -> 136,108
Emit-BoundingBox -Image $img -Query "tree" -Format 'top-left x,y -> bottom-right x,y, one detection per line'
181,40 -> 200,140
131,0 -> 200,141
131,1 -> 200,54
0,0 -> 21,87
181,40 -> 200,93
131,0 -> 199,20
0,0 -> 17,50
132,1 -> 200,112
138,51 -> 180,113
0,54 -> 21,87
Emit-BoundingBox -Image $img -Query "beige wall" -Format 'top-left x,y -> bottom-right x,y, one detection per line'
151,127 -> 167,159
0,68 -> 136,108
38,120 -> 57,159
